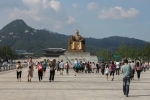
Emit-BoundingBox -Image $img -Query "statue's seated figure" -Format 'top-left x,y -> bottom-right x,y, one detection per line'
69,30 -> 85,52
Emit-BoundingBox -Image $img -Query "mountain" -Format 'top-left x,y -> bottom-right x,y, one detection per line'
0,19 -> 147,55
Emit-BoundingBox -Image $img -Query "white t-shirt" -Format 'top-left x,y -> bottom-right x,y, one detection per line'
91,63 -> 95,68
16,65 -> 22,72
130,63 -> 135,69
116,62 -> 120,68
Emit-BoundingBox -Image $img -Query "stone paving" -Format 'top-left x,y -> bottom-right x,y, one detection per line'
0,68 -> 150,100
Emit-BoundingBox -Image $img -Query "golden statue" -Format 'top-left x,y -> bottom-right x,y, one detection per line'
68,30 -> 85,52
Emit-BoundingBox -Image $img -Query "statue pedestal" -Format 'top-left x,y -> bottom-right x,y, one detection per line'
58,51 -> 98,67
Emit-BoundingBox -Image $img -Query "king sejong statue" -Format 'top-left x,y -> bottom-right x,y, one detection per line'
68,30 -> 85,52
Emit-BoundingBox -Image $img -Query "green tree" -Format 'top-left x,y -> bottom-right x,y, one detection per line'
117,42 -> 127,59
0,46 -> 16,59
143,42 -> 150,68
97,49 -> 112,61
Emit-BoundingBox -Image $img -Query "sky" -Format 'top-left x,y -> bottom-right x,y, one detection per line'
0,0 -> 150,41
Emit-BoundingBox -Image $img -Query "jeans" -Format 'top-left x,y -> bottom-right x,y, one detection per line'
123,77 -> 130,96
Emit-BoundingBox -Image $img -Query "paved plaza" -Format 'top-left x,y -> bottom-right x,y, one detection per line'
0,68 -> 150,100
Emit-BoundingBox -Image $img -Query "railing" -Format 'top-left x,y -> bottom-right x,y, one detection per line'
64,54 -> 72,65
0,63 -> 27,72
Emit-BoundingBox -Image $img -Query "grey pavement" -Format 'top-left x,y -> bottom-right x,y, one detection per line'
0,68 -> 150,100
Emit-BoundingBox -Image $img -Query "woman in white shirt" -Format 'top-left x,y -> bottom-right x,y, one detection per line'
16,61 -> 22,82
105,64 -> 109,81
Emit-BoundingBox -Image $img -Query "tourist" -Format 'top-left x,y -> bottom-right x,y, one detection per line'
59,60 -> 64,75
105,64 -> 109,81
65,62 -> 70,75
91,62 -> 95,73
130,61 -> 136,80
84,62 -> 87,73
109,61 -> 116,81
89,62 -> 92,73
74,60 -> 80,76
16,61 -> 22,82
96,63 -> 100,73
136,62 -> 142,80
49,59 -> 56,82
35,61 -> 38,67
81,62 -> 84,73
56,61 -> 60,71
121,59 -> 132,97
115,61 -> 120,75
37,62 -> 44,81
101,62 -> 105,75
87,62 -> 90,73
43,59 -> 47,75
142,63 -> 147,72
27,57 -> 34,82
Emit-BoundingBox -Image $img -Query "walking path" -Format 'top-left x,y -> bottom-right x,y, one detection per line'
0,68 -> 150,100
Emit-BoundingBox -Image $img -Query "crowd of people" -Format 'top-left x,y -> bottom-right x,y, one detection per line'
15,57 -> 148,97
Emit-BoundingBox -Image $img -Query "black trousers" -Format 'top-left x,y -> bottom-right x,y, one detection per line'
96,68 -> 99,73
66,68 -> 69,74
137,70 -> 141,79
17,71 -> 22,79
49,70 -> 55,81
101,69 -> 105,75
38,70 -> 43,81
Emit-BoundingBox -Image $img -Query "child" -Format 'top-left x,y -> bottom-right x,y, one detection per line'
16,61 -> 22,82
105,64 -> 109,81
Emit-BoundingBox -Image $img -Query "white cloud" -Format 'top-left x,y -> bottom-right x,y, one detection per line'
42,0 -> 49,9
7,0 -> 75,30
72,3 -> 79,8
99,6 -> 140,19
67,16 -> 75,24
10,8 -> 41,22
87,2 -> 99,10
49,0 -> 61,12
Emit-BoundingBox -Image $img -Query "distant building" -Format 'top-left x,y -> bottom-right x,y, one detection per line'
15,50 -> 34,57
43,48 -> 66,57
15,50 -> 26,55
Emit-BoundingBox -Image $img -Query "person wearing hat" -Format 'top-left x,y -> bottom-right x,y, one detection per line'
16,61 -> 22,82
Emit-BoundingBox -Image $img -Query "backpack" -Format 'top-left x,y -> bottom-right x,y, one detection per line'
66,63 -> 69,68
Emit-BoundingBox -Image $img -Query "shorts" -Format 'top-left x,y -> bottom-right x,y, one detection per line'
110,71 -> 115,76
105,73 -> 109,76
28,71 -> 33,77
